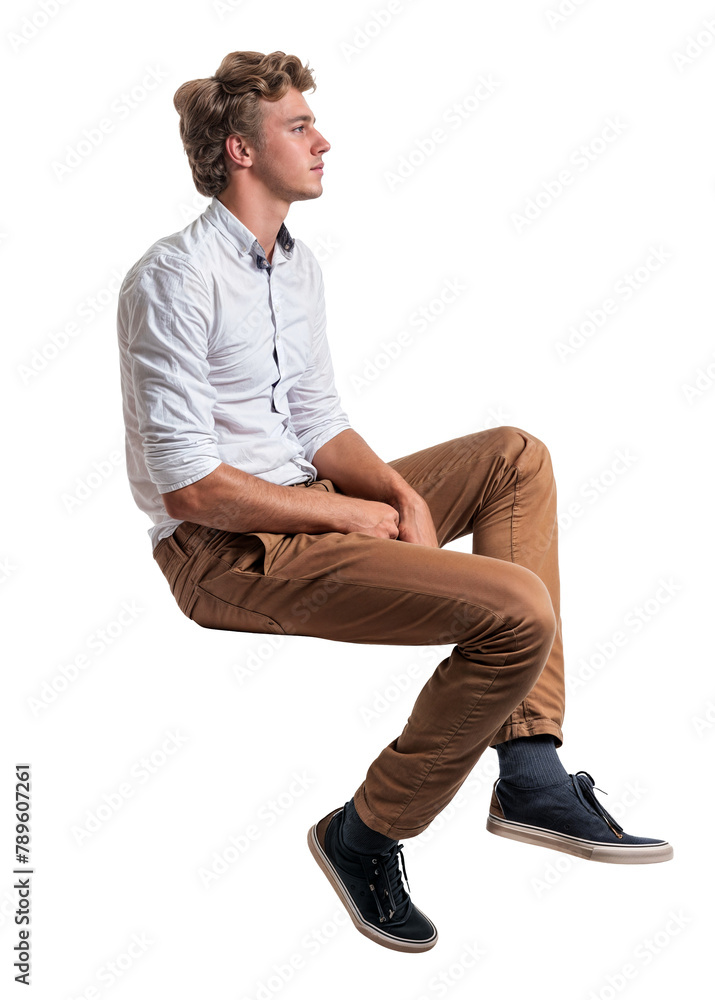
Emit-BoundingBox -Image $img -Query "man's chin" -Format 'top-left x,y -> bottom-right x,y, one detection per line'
291,186 -> 324,203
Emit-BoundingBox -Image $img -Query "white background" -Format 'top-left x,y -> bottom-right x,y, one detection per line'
3,0 -> 713,997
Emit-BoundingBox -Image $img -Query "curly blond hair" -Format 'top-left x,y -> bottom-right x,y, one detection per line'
173,50 -> 317,197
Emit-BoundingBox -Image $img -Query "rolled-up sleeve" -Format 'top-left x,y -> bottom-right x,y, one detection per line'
286,270 -> 351,463
122,255 -> 221,493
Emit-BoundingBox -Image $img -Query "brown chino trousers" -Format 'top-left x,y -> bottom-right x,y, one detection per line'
153,425 -> 565,839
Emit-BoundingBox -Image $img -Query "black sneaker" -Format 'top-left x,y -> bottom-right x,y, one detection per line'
486,771 -> 673,864
307,805 -> 438,953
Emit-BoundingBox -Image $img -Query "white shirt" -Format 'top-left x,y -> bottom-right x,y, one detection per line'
117,196 -> 351,548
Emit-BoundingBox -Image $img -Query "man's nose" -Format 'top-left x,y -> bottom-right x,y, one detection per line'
315,131 -> 330,154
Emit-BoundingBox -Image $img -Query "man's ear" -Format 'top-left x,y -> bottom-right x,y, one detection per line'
224,134 -> 253,169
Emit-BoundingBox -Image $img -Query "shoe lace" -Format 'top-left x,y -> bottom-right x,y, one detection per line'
360,843 -> 412,925
571,770 -> 624,839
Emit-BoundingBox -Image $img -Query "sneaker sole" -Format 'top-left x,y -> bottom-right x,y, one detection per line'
307,809 -> 438,953
486,813 -> 674,864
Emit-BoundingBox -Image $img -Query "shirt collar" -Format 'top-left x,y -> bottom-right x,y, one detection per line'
205,196 -> 295,268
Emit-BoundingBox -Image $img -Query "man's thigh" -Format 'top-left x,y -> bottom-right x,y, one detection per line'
182,522 -> 542,654
156,425 -> 547,641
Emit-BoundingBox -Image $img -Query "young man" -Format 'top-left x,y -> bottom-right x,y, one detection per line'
117,50 -> 673,954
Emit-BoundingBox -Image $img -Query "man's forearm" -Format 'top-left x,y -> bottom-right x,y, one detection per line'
161,429 -> 424,539
161,457 -> 401,538
162,462 -> 346,534
312,428 -> 417,504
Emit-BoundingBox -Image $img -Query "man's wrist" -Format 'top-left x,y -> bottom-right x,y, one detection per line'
382,475 -> 423,509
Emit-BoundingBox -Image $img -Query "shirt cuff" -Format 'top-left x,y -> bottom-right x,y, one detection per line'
300,420 -> 352,465
153,458 -> 222,494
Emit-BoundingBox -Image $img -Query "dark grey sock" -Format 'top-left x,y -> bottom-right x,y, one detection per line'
341,798 -> 397,855
495,734 -> 569,788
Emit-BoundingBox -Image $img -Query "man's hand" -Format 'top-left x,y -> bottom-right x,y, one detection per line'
392,491 -> 440,548
336,496 -> 401,539
332,491 -> 438,545
312,430 -> 440,547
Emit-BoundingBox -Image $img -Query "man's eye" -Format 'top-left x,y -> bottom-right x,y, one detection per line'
293,125 -> 305,133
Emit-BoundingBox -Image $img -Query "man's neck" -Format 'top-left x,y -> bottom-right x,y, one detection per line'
217,188 -> 288,265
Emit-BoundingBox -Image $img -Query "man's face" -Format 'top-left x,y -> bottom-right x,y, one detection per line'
248,87 -> 330,204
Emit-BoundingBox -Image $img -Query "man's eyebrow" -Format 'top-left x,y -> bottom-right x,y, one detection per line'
284,114 -> 316,126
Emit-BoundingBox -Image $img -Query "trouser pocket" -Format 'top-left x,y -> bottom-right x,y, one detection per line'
187,584 -> 286,634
